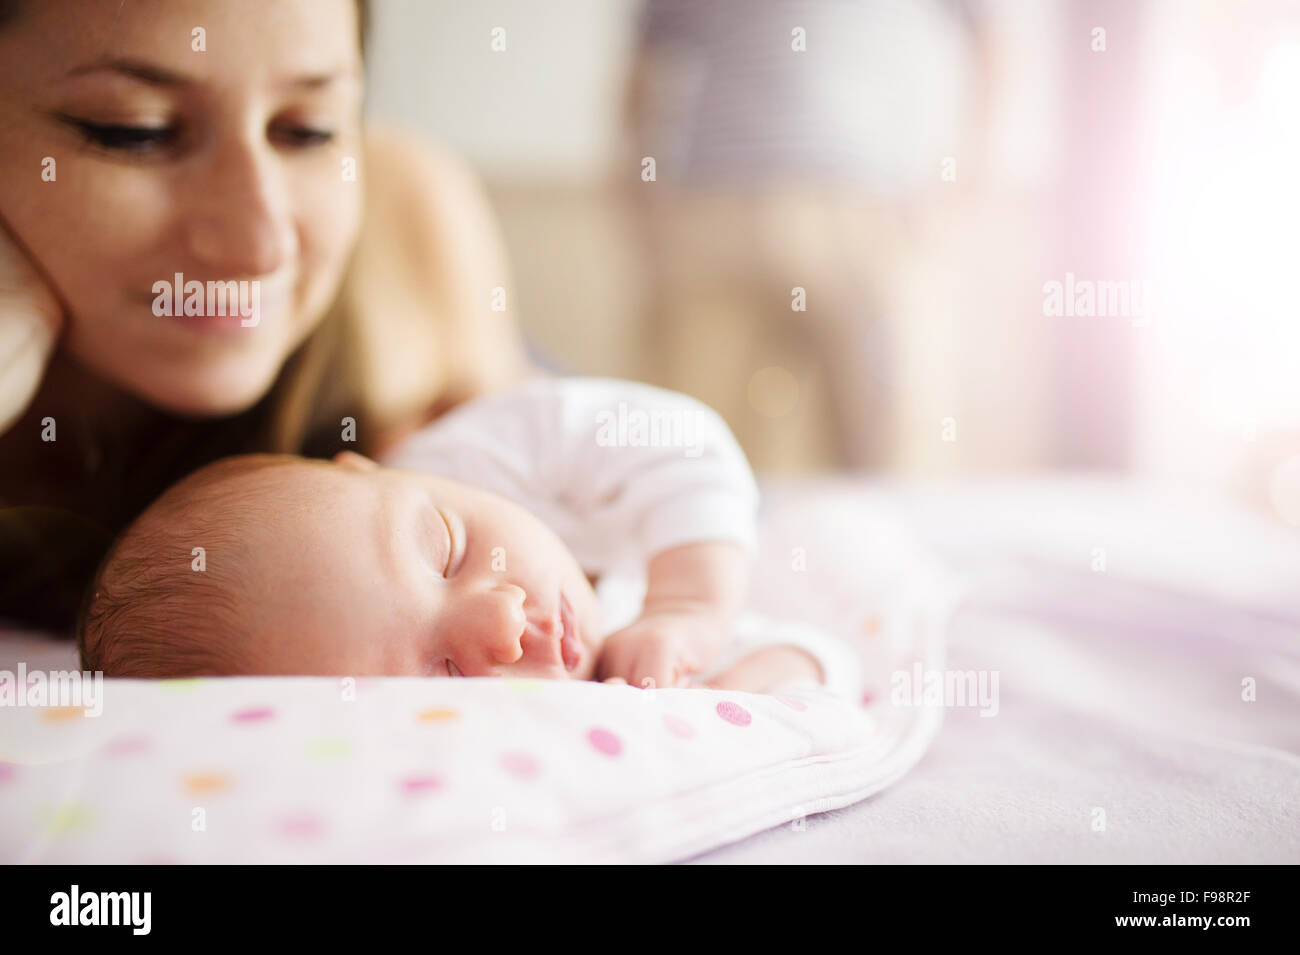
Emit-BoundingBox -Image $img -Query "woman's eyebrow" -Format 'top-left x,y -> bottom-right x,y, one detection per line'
61,57 -> 359,90
63,58 -> 192,87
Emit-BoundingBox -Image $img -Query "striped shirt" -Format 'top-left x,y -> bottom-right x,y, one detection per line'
632,0 -> 977,192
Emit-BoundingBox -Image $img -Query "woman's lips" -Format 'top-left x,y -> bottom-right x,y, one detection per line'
559,592 -> 582,672
141,277 -> 292,332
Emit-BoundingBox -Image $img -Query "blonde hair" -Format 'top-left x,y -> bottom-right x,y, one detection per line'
266,205 -> 481,460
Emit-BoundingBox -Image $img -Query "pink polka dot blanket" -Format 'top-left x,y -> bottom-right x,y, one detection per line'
0,482 -> 956,863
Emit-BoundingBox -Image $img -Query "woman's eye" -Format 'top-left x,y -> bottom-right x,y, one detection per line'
273,124 -> 335,148
67,119 -> 177,152
60,116 -> 334,153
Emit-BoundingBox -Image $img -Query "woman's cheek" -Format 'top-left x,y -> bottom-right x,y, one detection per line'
294,164 -> 362,311
81,177 -> 174,273
14,161 -> 173,318
296,133 -> 364,243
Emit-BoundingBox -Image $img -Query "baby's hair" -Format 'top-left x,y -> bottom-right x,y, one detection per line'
77,454 -> 309,677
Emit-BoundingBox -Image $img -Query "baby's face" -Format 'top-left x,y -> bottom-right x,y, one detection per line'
215,454 -> 605,679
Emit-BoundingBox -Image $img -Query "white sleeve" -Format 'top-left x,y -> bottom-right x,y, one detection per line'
380,376 -> 760,559
568,377 -> 760,557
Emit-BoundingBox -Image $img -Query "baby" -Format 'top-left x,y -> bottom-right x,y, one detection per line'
77,377 -> 858,694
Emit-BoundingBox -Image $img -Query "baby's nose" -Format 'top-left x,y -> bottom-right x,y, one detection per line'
475,583 -> 528,665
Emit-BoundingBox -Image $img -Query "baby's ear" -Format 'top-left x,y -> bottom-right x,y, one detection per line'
333,450 -> 379,471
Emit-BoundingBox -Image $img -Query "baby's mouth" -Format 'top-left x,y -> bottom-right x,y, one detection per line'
559,592 -> 582,672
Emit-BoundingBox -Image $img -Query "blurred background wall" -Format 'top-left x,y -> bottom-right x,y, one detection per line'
362,0 -> 1300,528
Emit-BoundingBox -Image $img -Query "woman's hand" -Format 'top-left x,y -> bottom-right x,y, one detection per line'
0,216 -> 63,434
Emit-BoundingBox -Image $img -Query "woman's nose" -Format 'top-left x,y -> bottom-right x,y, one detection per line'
450,582 -> 528,668
182,137 -> 295,276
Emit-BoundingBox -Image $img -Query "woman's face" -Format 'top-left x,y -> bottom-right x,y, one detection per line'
0,0 -> 364,416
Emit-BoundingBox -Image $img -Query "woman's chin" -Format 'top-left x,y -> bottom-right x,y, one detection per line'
118,361 -> 283,419
63,319 -> 299,419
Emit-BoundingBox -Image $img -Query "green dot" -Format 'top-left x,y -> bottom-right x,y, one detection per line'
304,739 -> 351,760
504,679 -> 543,694
39,803 -> 95,834
159,678 -> 205,694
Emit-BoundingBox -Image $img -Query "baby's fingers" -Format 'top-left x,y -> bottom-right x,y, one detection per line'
700,653 -> 786,694
633,653 -> 687,691
601,656 -> 670,690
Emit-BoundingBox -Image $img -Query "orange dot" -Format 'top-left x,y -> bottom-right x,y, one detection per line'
182,772 -> 230,794
862,615 -> 882,636
417,707 -> 458,723
42,707 -> 86,722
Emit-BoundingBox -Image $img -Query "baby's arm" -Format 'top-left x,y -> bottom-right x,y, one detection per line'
701,644 -> 824,693
601,643 -> 824,693
595,540 -> 748,688
642,539 -> 748,623
597,533 -> 828,693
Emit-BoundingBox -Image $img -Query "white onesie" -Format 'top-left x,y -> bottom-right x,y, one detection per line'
380,376 -> 861,699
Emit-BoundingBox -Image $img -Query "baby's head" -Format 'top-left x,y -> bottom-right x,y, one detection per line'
78,452 -> 605,680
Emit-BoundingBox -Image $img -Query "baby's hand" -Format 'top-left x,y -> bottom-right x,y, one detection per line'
595,608 -> 727,689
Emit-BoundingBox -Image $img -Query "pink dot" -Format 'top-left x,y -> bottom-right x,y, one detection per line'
662,714 -> 696,738
776,695 -> 808,711
860,691 -> 875,707
587,727 -> 622,756
715,701 -> 752,727
102,734 -> 151,757
500,751 -> 541,780
232,706 -> 275,724
0,762 -> 15,784
400,775 -> 443,796
277,811 -> 324,839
